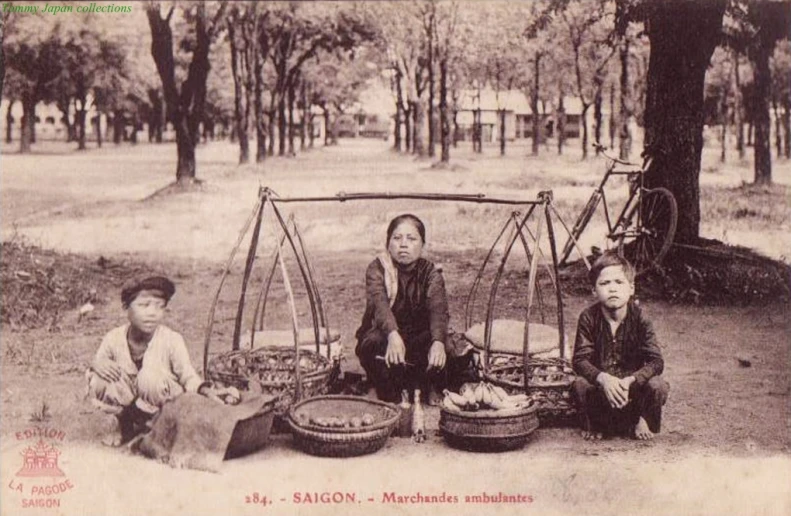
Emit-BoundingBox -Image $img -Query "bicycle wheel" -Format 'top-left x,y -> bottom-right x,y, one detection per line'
559,191 -> 601,266
624,187 -> 678,276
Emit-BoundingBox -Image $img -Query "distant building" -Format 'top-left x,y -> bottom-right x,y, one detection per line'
453,89 -> 595,143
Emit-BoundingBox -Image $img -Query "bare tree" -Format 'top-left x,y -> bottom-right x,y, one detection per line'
146,1 -> 228,183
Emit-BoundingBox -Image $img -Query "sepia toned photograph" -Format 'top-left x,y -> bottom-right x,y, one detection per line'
1,0 -> 789,514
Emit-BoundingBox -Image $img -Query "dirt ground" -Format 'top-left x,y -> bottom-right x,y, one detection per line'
1,139 -> 790,516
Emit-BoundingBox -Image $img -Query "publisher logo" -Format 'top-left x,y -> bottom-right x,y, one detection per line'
7,427 -> 75,509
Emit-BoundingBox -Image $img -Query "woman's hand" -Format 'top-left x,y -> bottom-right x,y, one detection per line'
427,341 -> 446,370
92,360 -> 124,383
385,331 -> 406,367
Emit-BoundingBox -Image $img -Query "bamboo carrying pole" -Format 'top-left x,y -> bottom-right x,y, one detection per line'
202,187 -> 570,401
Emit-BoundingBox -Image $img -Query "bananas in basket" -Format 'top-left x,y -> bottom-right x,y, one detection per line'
442,382 -> 534,413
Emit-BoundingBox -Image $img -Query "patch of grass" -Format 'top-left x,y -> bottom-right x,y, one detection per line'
700,184 -> 791,231
29,400 -> 52,423
0,237 -> 143,331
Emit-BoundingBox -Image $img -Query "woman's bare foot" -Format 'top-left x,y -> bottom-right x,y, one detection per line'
581,430 -> 603,440
634,416 -> 655,440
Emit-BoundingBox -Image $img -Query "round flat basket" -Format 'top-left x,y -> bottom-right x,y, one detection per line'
206,348 -> 336,415
439,403 -> 539,452
287,395 -> 400,457
483,358 -> 577,422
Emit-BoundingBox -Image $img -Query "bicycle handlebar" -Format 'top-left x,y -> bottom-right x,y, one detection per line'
592,142 -> 636,167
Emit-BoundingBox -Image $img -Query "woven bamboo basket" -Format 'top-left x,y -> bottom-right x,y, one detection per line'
206,347 -> 336,416
287,395 -> 400,457
465,197 -> 577,424
439,402 -> 539,452
483,357 -> 576,422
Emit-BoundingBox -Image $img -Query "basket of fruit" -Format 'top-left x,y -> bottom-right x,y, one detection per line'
206,347 -> 336,417
287,395 -> 401,457
483,357 -> 576,422
439,382 -> 539,452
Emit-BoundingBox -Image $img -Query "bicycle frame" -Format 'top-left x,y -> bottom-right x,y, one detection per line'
558,151 -> 652,266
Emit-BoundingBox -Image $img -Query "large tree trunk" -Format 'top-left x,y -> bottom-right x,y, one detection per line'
499,109 -> 506,156
609,83 -> 616,148
268,106 -> 276,156
394,68 -> 404,152
618,38 -> 632,160
56,97 -> 75,142
5,100 -> 14,143
557,93 -> 566,155
147,2 -> 224,184
287,81 -> 296,156
427,11 -> 436,158
721,88 -> 729,163
300,81 -> 307,152
452,109 -> 458,148
783,99 -> 790,158
254,66 -> 266,162
113,110 -> 124,144
594,85 -> 603,154
322,107 -> 330,146
748,27 -> 773,185
95,114 -> 102,148
440,57 -> 450,163
643,0 -> 727,244
0,14 -> 4,99
75,96 -> 89,151
472,108 -> 478,152
278,91 -> 287,156
404,104 -> 412,153
229,23 -> 250,164
580,104 -> 590,160
413,99 -> 426,156
531,54 -> 541,156
732,51 -> 745,159
394,101 -> 403,152
773,99 -> 782,158
20,96 -> 35,153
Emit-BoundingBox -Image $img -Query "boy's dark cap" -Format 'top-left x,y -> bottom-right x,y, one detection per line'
121,275 -> 175,306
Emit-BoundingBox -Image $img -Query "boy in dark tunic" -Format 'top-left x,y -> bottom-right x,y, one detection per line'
572,252 -> 669,440
355,214 -> 450,404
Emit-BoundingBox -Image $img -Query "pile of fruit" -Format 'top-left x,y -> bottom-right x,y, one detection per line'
442,382 -> 534,412
295,412 -> 376,429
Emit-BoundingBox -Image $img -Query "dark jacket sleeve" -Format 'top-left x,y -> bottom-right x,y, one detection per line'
631,309 -> 664,386
572,307 -> 602,385
426,266 -> 450,346
365,260 -> 399,336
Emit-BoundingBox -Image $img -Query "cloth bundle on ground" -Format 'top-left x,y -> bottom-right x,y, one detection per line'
132,391 -> 276,473
463,319 -> 571,358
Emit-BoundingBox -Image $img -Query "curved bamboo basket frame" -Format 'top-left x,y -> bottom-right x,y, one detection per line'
202,187 -> 569,410
202,188 -> 336,406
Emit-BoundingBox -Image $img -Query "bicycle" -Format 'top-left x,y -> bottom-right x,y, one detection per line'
557,143 -> 678,276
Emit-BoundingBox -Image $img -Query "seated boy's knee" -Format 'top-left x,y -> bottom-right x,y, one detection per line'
136,370 -> 183,408
645,376 -> 670,400
86,371 -> 136,412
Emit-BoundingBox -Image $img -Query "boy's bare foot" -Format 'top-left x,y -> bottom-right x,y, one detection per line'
634,417 -> 655,440
101,418 -> 123,447
582,430 -> 603,440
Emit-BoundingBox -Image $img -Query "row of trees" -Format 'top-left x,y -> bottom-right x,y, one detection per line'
369,0 -> 789,244
1,1 -> 789,246
373,1 -> 789,167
